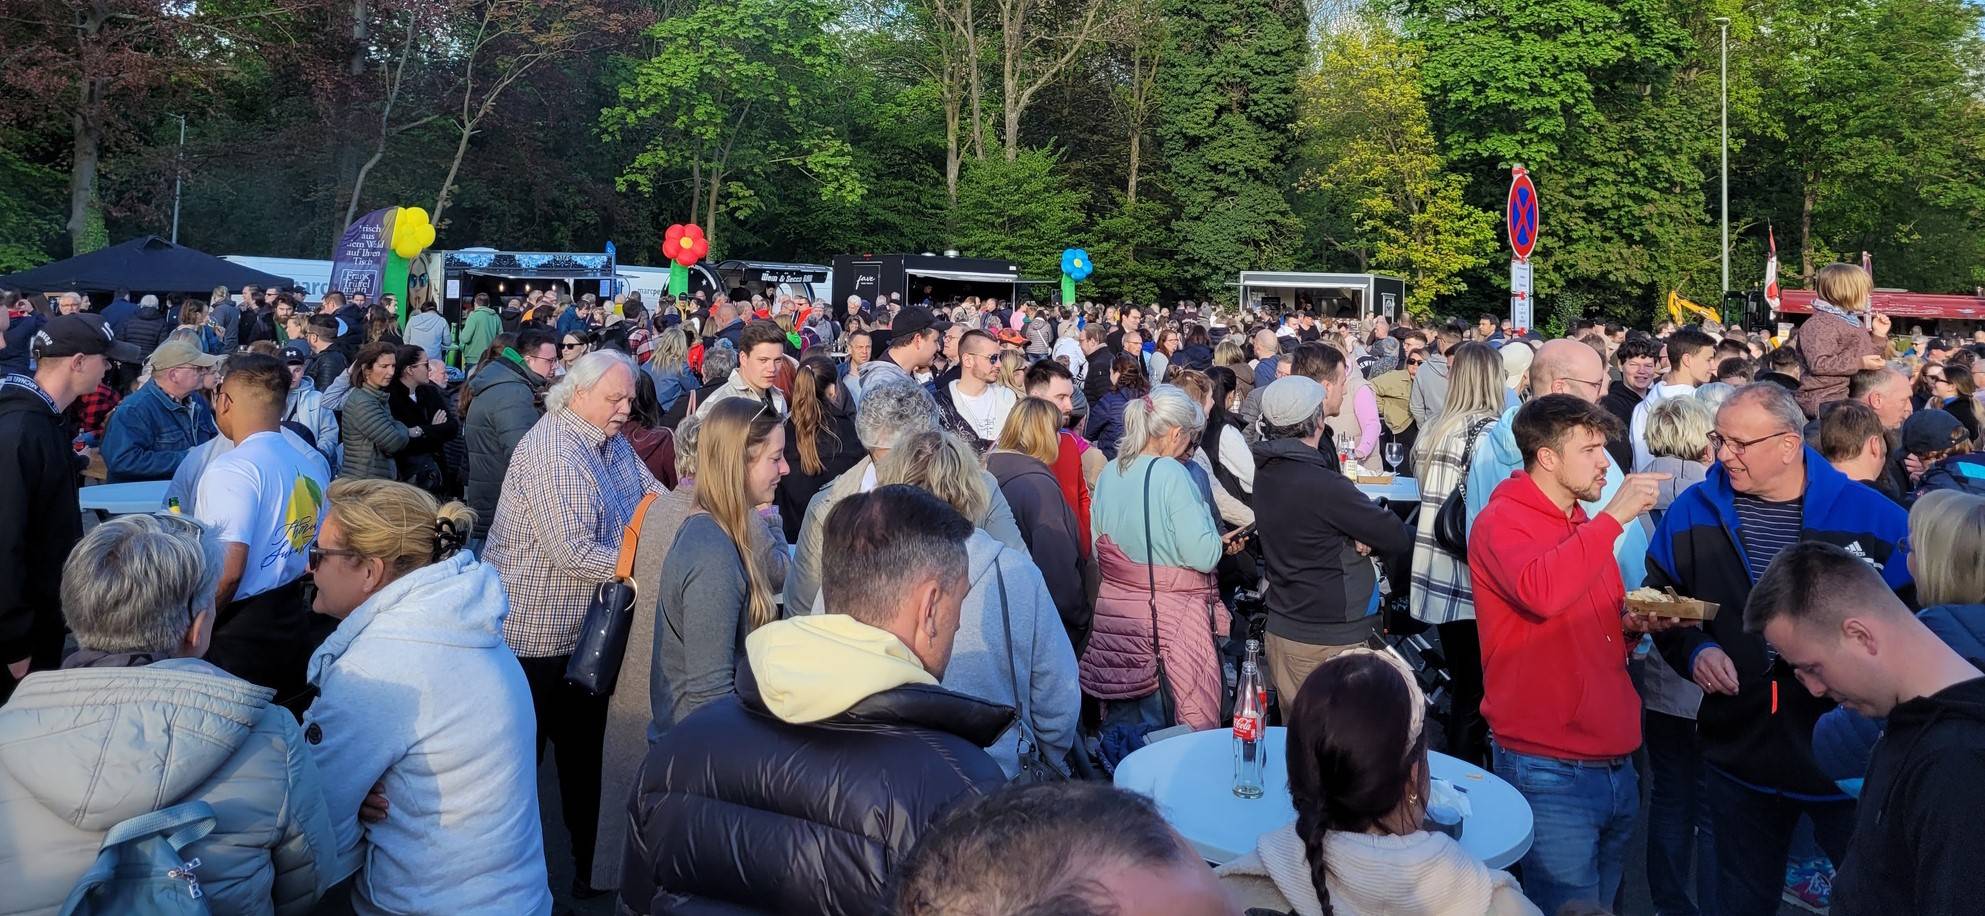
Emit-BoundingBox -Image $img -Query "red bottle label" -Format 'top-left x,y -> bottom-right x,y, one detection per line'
1234,713 -> 1261,741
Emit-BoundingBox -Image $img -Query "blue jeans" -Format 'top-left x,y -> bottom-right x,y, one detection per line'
1644,711 -> 1715,916
1494,744 -> 1639,916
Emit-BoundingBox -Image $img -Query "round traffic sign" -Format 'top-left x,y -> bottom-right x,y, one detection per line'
1507,167 -> 1539,261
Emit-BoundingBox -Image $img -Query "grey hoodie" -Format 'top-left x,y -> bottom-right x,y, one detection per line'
1409,349 -> 1452,428
938,530 -> 1081,778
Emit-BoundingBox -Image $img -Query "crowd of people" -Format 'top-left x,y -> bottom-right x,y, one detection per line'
0,261 -> 1982,916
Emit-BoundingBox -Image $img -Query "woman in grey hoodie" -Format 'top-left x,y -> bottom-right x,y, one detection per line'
880,430 -> 1080,778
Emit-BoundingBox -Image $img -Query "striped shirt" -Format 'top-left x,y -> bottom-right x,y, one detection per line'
1732,493 -> 1803,583
488,408 -> 663,657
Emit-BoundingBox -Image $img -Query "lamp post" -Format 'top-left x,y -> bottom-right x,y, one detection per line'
168,113 -> 187,244
1717,17 -> 1730,295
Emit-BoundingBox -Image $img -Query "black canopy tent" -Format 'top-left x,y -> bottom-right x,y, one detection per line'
0,236 -> 295,299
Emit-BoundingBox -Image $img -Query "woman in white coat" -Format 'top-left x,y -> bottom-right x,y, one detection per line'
303,478 -> 551,915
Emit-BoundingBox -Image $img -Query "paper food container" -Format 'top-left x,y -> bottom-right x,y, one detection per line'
1356,473 -> 1397,485
1626,589 -> 1720,622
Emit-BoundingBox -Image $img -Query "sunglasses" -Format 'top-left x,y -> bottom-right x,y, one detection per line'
1407,357 -> 1426,366
562,342 -> 584,350
307,546 -> 362,570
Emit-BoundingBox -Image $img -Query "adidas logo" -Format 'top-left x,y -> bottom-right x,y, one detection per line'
1841,540 -> 1882,570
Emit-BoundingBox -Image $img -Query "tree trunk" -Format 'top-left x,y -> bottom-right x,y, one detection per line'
703,170 -> 722,247
431,120 -> 473,229
1000,0 -> 1022,159
1800,174 -> 1817,283
67,107 -> 101,255
944,90 -> 963,206
964,0 -> 985,160
1125,130 -> 1140,203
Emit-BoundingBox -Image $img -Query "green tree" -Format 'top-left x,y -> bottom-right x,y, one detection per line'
605,0 -> 865,253
951,148 -> 1087,279
1298,22 -> 1497,317
1153,0 -> 1308,298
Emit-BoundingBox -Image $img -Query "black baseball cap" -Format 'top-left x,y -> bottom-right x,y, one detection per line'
892,306 -> 940,338
1902,409 -> 1968,455
32,314 -> 143,363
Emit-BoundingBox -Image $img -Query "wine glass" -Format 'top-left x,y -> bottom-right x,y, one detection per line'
1383,442 -> 1405,475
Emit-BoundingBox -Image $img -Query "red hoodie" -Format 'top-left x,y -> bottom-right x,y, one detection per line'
1468,471 -> 1640,761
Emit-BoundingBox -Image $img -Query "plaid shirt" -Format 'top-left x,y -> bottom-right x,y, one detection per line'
488,408 -> 663,657
1408,415 -> 1499,626
74,384 -> 121,436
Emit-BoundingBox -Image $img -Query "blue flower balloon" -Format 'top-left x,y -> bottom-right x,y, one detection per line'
1060,247 -> 1094,281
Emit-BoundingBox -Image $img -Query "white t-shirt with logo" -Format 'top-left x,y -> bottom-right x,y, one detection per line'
949,382 -> 1017,442
195,430 -> 331,601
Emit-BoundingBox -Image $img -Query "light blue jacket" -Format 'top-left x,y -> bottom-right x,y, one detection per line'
940,531 -> 1081,778
1463,403 -> 1650,590
303,552 -> 551,915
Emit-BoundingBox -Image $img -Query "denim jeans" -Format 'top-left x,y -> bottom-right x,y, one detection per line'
1705,767 -> 1855,916
1494,744 -> 1639,916
1644,711 -> 1715,916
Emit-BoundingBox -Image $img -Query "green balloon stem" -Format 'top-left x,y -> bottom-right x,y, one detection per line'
669,263 -> 689,296
1061,274 -> 1076,306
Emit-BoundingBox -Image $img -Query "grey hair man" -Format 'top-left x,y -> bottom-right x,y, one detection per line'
894,782 -> 1231,916
485,346 -> 664,889
0,512 -> 342,914
788,379 -> 1026,616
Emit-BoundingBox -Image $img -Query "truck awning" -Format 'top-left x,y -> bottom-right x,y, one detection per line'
1780,289 -> 1985,321
904,267 -> 1022,283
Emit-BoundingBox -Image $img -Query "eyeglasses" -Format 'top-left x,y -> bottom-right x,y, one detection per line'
307,546 -> 363,570
1708,429 -> 1798,456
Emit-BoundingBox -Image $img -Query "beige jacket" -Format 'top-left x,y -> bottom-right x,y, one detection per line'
0,658 -> 342,915
786,456 -> 1026,617
1217,823 -> 1539,916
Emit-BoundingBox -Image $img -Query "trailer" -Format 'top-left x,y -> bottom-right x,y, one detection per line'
830,253 -> 1046,321
1235,271 -> 1407,320
222,255 -> 333,303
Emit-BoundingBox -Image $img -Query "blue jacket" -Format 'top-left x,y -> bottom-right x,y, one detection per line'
1810,603 -> 1985,797
1085,389 -> 1133,458
1914,451 -> 1985,502
555,305 -> 586,340
1646,448 -> 1910,796
1464,403 -> 1650,590
102,381 -> 218,483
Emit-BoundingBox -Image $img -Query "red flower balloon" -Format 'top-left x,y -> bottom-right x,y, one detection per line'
663,223 -> 709,267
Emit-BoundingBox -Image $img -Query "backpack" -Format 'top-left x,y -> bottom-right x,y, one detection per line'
61,800 -> 217,915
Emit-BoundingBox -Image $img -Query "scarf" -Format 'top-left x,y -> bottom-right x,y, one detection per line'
1810,298 -> 1864,327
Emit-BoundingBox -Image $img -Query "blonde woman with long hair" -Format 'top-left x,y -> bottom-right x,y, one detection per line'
301,478 -> 553,914
878,430 -> 1080,778
1405,341 -> 1507,765
656,398 -> 790,727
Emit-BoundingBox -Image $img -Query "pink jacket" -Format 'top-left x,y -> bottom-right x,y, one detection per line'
1079,535 -> 1230,730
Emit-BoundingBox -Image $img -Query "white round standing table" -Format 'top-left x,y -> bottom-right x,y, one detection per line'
1114,726 -> 1533,869
1356,476 -> 1420,503
77,480 -> 171,516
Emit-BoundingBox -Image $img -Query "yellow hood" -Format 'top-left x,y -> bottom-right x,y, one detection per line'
744,614 -> 936,724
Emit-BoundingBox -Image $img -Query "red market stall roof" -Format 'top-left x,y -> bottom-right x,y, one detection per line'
1780,288 -> 1985,321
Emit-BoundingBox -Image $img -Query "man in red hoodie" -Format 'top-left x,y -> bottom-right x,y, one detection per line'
1468,394 -> 1670,915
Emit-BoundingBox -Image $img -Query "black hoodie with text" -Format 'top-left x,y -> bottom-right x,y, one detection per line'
0,377 -> 81,677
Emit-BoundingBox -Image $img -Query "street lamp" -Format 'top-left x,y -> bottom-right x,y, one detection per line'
168,113 -> 187,244
1717,17 -> 1730,295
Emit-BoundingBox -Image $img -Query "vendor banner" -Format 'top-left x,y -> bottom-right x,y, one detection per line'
330,208 -> 394,301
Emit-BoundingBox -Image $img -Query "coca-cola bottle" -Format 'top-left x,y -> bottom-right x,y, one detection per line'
1233,639 -> 1267,799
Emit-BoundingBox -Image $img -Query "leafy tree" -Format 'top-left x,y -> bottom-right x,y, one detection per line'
1153,0 -> 1308,299
951,148 -> 1087,279
1298,21 -> 1496,317
606,0 -> 865,253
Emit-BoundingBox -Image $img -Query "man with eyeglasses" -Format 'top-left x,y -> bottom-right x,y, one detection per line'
1630,328 -> 1717,472
102,337 -> 222,483
1644,382 -> 1911,916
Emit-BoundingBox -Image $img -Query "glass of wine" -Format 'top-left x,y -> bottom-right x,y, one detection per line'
1383,442 -> 1405,474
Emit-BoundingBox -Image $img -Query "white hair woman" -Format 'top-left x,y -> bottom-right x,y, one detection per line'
0,513 -> 340,914
305,478 -> 552,914
1082,384 -> 1230,733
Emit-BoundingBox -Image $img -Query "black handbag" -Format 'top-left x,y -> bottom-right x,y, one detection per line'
994,562 -> 1068,783
1432,418 -> 1495,556
564,492 -> 659,696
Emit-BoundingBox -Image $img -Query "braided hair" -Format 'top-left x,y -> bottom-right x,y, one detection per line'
1285,652 -> 1429,914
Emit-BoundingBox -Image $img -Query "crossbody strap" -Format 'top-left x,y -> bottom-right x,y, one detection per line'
993,562 -> 1036,754
1142,461 -> 1162,659
614,492 -> 660,582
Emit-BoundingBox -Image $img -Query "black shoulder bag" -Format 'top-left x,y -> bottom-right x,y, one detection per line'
1433,418 -> 1495,556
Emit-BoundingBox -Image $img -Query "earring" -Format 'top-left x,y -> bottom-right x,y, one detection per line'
1409,793 -> 1421,806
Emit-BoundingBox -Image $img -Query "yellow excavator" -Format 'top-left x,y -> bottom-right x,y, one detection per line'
1666,290 -> 1723,327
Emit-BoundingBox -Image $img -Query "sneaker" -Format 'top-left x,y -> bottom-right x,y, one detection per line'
1782,857 -> 1833,913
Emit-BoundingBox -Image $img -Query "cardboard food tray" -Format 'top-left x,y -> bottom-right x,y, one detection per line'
1626,595 -> 1720,622
1356,473 -> 1397,485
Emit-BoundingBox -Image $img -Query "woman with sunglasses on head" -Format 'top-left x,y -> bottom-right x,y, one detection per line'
655,398 -> 790,728
1218,651 -> 1539,915
302,478 -> 552,915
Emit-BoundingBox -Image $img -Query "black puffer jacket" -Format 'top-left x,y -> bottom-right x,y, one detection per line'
118,304 -> 171,358
462,355 -> 547,539
617,659 -> 1012,916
